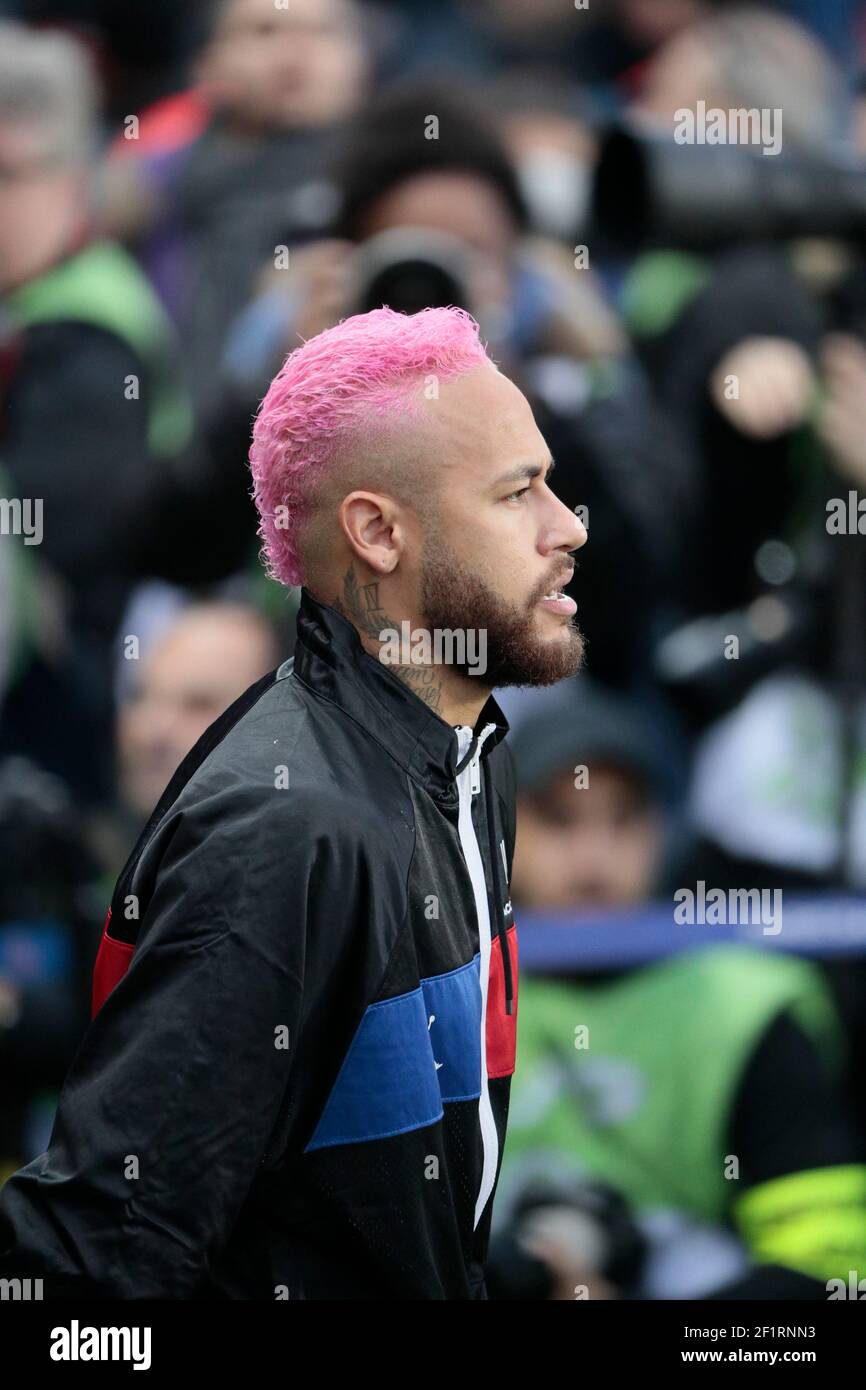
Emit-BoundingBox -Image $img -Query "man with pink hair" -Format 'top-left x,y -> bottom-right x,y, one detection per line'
0,305 -> 586,1300
251,304 -> 586,702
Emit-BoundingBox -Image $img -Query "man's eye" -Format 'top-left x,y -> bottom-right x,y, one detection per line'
504,486 -> 531,502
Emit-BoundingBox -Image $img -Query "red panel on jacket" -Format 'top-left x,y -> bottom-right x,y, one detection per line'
486,922 -> 518,1078
91,908 -> 135,1019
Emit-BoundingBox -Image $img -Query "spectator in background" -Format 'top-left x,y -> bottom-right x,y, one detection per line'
507,677 -> 671,911
485,678 -> 866,1300
0,0 -> 215,120
102,0 -> 372,412
487,69 -> 600,250
635,2 -> 844,144
0,22 -> 191,800
618,7 -> 839,628
678,317 -> 866,895
0,21 -> 275,802
609,12 -> 866,893
115,601 -> 280,840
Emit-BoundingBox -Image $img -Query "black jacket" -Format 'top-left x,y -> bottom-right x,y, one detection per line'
0,587 -> 518,1299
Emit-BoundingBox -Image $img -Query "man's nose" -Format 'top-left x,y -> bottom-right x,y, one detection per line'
571,514 -> 588,549
550,494 -> 588,552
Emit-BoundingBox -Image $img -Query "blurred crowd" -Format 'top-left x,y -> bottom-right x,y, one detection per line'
1,0 -> 866,1300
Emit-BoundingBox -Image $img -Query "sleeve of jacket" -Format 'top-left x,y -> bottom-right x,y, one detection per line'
0,779 -> 384,1298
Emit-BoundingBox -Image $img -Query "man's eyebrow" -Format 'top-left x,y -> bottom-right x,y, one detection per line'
492,455 -> 556,488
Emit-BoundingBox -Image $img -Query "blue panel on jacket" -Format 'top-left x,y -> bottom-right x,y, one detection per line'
305,959 -> 482,1151
421,956 -> 482,1103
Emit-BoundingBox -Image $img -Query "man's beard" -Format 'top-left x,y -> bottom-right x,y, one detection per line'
419,534 -> 585,687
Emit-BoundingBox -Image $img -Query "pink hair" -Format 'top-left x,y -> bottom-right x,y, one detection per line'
248,304 -> 493,588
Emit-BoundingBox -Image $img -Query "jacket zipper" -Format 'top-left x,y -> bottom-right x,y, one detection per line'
454,722 -> 500,1230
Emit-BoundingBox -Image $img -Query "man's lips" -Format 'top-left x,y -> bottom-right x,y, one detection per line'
538,591 -> 577,616
537,572 -> 576,615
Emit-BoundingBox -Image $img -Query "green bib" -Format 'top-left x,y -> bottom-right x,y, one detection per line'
504,946 -> 845,1225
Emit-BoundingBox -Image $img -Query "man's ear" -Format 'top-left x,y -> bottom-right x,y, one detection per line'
338,491 -> 403,576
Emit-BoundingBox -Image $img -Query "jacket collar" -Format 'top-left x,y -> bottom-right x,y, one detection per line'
292,585 -> 510,803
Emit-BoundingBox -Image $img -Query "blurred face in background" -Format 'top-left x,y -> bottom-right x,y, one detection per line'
199,0 -> 368,132
500,107 -> 596,242
633,8 -> 836,150
0,121 -> 87,291
117,606 -> 278,820
511,762 -> 663,910
357,170 -> 517,333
